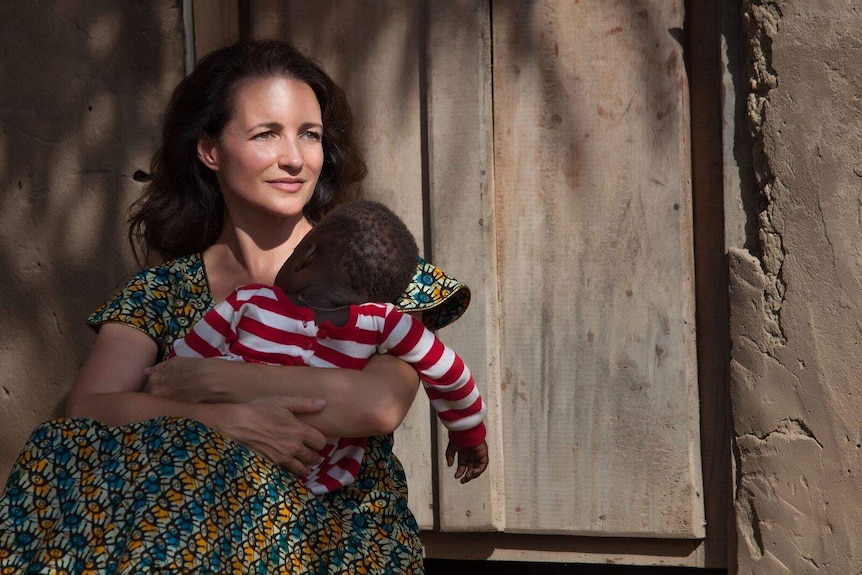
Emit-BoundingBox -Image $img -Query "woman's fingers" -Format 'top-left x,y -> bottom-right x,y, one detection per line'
282,458 -> 313,478
224,399 -> 329,476
256,395 -> 326,413
271,444 -> 323,477
294,445 -> 324,466
262,396 -> 328,451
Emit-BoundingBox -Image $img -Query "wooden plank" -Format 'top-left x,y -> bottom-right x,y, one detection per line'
492,0 -> 704,537
425,1 -> 503,532
248,0 -> 434,528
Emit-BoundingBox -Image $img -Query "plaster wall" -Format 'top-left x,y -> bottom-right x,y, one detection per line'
0,2 -> 185,487
731,1 -> 862,572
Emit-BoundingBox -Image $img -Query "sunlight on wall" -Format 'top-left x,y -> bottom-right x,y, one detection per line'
86,9 -> 122,61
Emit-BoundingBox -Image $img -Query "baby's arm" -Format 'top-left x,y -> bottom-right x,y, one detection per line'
379,305 -> 488,481
170,297 -> 241,359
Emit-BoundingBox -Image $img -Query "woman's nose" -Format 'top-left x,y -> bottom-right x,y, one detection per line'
277,139 -> 303,170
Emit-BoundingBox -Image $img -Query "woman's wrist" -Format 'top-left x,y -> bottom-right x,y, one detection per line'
196,358 -> 230,402
146,357 -> 243,404
187,400 -> 234,432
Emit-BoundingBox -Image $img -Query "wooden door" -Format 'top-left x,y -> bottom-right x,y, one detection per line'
429,1 -> 703,538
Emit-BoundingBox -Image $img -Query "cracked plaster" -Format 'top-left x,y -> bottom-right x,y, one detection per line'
731,1 -> 862,572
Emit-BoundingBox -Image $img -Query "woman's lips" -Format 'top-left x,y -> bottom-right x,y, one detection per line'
268,179 -> 304,193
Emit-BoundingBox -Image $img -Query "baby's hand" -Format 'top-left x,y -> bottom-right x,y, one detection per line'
445,440 -> 489,484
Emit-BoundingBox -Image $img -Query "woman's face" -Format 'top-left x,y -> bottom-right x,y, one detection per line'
197,76 -> 324,223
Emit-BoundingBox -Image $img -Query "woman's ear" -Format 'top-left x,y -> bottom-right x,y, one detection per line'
196,134 -> 220,171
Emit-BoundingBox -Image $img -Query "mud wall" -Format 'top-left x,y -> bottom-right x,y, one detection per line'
0,2 -> 185,486
730,1 -> 862,572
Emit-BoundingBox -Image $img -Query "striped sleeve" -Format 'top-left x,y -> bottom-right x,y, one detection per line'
380,306 -> 487,447
170,291 -> 243,359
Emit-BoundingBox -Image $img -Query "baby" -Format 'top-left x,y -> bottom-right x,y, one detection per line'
171,200 -> 488,495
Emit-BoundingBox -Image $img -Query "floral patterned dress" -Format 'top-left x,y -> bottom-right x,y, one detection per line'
0,254 -> 469,575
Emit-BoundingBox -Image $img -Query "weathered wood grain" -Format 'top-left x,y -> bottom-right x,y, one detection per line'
192,0 -> 239,61
491,0 -> 703,537
425,0 -> 503,531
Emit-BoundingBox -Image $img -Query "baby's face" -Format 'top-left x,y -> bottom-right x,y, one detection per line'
273,228 -> 344,296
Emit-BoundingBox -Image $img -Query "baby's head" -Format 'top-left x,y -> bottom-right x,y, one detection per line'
276,200 -> 419,304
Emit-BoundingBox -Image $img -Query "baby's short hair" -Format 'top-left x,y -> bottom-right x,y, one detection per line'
314,200 -> 419,303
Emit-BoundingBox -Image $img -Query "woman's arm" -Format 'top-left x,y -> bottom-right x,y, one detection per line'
66,323 -> 328,476
146,353 -> 421,438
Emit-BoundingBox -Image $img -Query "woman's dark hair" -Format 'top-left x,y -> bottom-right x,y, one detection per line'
128,40 -> 367,264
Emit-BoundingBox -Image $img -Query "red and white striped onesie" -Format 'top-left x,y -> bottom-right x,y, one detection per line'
171,283 -> 487,495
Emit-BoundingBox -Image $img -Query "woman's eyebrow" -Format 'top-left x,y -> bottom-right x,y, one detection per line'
247,121 -> 323,132
248,121 -> 284,133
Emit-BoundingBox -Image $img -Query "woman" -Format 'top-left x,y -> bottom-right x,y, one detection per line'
0,40 -> 469,574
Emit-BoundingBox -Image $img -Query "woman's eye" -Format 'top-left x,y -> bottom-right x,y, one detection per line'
252,131 -> 277,140
302,130 -> 322,141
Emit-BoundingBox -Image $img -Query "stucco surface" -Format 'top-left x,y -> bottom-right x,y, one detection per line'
0,2 -> 185,488
731,1 -> 862,572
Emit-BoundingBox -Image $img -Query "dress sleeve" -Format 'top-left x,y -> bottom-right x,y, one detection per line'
87,271 -> 163,332
394,257 -> 471,331
86,269 -> 169,343
85,256 -> 211,362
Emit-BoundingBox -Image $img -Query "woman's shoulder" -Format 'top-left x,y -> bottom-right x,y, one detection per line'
90,254 -> 208,312
129,253 -> 207,288
395,257 -> 471,331
86,253 -> 212,358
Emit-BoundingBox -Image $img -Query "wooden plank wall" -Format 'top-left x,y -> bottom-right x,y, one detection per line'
197,0 -> 713,565
425,1 -> 502,532
487,0 -> 702,538
191,0 -> 239,60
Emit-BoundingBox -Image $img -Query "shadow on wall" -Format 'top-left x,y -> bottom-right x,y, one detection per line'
0,1 -> 185,482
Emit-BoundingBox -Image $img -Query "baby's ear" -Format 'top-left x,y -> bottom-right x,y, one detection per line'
295,240 -> 317,271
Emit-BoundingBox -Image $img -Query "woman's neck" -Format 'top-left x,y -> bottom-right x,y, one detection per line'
204,213 -> 313,302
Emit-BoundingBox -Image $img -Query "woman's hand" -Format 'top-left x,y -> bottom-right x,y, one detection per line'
145,358 -> 330,475
68,324 -> 328,476
145,356 -> 227,403
216,397 -> 329,476
148,353 -> 421,438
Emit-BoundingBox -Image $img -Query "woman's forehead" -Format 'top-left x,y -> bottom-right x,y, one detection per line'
230,76 -> 321,124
